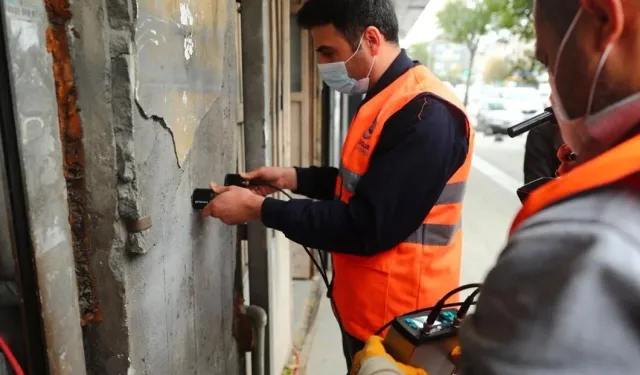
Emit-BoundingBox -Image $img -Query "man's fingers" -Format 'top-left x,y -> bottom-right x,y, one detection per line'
201,201 -> 213,219
240,169 -> 260,180
556,144 -> 572,161
210,182 -> 230,194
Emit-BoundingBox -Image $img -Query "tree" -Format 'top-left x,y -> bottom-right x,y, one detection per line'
483,57 -> 512,83
407,42 -> 432,68
437,0 -> 494,106
485,0 -> 535,42
507,49 -> 545,85
485,0 -> 542,80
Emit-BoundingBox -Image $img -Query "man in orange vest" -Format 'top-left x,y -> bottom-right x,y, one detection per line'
201,0 -> 474,369
350,0 -> 640,373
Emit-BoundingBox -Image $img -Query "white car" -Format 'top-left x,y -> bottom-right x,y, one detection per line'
538,83 -> 551,107
496,87 -> 545,118
476,100 -> 524,134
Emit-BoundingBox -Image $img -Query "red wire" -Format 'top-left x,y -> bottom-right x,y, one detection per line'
0,335 -> 25,375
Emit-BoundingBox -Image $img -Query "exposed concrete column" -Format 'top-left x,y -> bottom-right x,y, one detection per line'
240,0 -> 274,374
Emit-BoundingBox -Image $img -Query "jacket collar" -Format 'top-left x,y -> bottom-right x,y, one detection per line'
361,49 -> 416,107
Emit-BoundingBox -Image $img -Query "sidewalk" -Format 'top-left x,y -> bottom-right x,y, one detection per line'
305,295 -> 346,375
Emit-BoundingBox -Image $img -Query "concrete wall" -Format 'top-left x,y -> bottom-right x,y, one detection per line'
65,0 -> 241,373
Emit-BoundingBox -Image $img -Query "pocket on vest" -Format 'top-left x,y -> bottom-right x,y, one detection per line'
346,253 -> 390,273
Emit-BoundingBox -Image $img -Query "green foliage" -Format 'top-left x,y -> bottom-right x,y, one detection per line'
436,0 -> 496,105
407,43 -> 432,68
436,0 -> 494,52
507,49 -> 545,84
485,0 -> 538,75
485,0 -> 535,42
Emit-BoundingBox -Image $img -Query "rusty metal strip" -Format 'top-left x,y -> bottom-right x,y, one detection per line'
45,0 -> 102,325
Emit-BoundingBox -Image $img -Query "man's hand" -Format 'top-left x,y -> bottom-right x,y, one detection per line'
201,183 -> 265,225
241,167 -> 297,196
556,144 -> 577,176
350,336 -> 427,375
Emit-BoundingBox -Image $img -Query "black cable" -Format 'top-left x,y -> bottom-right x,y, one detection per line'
455,286 -> 482,323
246,182 -> 481,360
247,181 -> 352,359
374,301 -> 477,336
424,283 -> 482,330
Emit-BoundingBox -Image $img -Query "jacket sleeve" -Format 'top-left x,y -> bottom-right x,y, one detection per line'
261,96 -> 468,255
293,166 -> 339,200
356,357 -> 404,375
458,198 -> 640,374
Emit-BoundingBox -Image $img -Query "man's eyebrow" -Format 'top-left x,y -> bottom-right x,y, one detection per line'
315,45 -> 333,54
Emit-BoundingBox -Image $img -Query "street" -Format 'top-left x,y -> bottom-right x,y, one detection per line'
306,132 -> 527,374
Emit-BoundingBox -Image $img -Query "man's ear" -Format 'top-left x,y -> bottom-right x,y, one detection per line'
363,26 -> 382,57
581,0 -> 624,48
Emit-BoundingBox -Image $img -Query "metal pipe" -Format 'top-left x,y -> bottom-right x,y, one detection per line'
242,305 -> 267,375
240,0 -> 274,373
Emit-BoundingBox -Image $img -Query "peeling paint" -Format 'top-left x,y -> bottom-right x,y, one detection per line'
44,0 -> 101,324
183,34 -> 194,61
134,0 -> 228,166
179,3 -> 193,26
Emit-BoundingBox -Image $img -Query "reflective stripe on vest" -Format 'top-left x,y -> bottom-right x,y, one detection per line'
511,133 -> 640,233
339,164 -> 361,194
405,220 -> 462,246
338,164 -> 466,246
331,65 -> 474,342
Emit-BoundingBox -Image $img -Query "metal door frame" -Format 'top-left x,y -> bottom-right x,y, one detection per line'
0,7 -> 48,374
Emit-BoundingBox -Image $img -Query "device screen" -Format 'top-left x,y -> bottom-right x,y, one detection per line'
409,315 -> 442,329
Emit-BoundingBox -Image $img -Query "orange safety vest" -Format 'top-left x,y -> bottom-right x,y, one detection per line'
332,65 -> 475,341
511,132 -> 640,234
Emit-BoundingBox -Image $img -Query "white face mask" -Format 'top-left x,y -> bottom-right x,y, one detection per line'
550,8 -> 640,155
318,34 -> 376,95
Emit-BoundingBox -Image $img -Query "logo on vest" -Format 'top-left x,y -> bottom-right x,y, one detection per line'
362,117 -> 378,140
357,117 -> 378,155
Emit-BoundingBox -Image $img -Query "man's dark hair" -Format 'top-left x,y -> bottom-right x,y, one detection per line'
297,0 -> 400,49
536,0 -> 581,35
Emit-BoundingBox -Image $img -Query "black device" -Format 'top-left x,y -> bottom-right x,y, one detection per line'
192,174 -> 274,210
508,107 -> 555,138
191,174 -> 252,210
516,177 -> 555,202
384,308 -> 461,374
224,173 -> 270,188
191,189 -> 216,210
224,173 -> 247,187
381,284 -> 481,375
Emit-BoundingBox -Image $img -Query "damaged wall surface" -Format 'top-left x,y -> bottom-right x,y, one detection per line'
65,0 -> 241,373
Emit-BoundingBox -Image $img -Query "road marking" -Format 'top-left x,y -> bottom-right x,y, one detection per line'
471,154 -> 522,194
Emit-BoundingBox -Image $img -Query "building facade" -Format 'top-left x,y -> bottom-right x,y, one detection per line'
0,0 -> 422,374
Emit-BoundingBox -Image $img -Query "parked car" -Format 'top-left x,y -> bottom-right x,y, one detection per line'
497,87 -> 545,118
476,99 -> 524,134
538,82 -> 551,107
